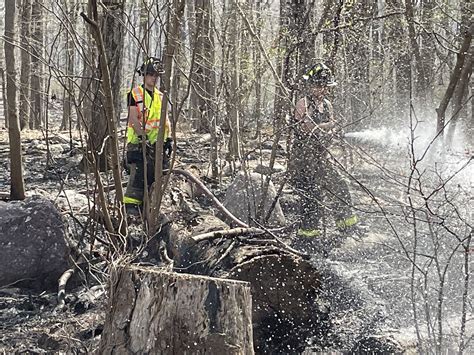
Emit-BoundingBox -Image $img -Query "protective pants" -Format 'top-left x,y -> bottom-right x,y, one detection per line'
290,154 -> 357,237
124,144 -> 155,206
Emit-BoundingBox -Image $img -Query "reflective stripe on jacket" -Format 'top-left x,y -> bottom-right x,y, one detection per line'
127,85 -> 171,144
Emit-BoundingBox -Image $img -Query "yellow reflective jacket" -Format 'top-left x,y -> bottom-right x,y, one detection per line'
127,85 -> 171,144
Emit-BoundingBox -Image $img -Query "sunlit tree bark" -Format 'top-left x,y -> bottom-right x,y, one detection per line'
226,0 -> 242,163
30,0 -> 44,130
61,0 -> 76,131
84,0 -> 126,171
19,0 -> 31,130
0,2 -> 8,130
191,0 -> 216,135
5,0 -> 26,200
81,0 -> 127,240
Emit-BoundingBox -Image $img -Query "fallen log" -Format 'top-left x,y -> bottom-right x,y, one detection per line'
98,265 -> 254,354
172,216 -> 329,353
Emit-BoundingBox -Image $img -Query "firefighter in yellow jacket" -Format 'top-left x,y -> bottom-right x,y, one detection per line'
289,63 -> 359,245
124,57 -> 172,215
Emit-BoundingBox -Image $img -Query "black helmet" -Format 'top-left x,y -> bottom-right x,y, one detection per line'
137,57 -> 164,76
302,63 -> 337,87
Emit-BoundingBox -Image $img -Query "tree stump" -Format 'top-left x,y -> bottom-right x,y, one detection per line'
98,265 -> 254,354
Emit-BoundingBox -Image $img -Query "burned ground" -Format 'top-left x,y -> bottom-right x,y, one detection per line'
0,120 -> 472,353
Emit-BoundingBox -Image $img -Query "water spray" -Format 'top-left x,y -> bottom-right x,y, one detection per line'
343,128 -> 408,149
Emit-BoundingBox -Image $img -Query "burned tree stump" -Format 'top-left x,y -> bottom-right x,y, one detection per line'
98,265 -> 254,354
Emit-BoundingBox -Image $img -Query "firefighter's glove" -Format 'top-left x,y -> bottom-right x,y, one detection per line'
138,134 -> 154,151
164,138 -> 173,158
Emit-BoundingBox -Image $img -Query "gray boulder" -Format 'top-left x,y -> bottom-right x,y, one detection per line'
0,196 -> 70,290
223,172 -> 285,226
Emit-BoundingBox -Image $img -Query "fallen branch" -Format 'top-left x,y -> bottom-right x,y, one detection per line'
192,227 -> 264,242
251,219 -> 311,260
191,224 -> 310,260
56,268 -> 75,310
172,168 -> 249,228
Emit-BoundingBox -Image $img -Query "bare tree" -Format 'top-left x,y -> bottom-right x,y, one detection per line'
4,0 -> 25,200
446,0 -> 473,146
81,0 -> 127,242
191,0 -> 219,177
0,1 -> 7,129
60,0 -> 76,132
149,0 -> 186,234
436,23 -> 473,136
190,0 -> 216,134
226,0 -> 242,166
83,0 -> 126,171
19,0 -> 31,130
30,0 -> 43,130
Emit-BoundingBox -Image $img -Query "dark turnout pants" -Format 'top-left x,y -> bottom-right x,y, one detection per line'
289,144 -> 356,237
124,144 -> 155,205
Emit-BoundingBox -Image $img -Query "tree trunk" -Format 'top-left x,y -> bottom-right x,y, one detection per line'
83,0 -> 126,171
436,23 -> 473,136
227,1 -> 242,164
101,1 -> 125,125
5,0 -> 26,200
346,0 -> 375,126
61,0 -> 75,131
192,0 -> 219,177
149,0 -> 185,233
252,0 -> 262,140
98,265 -> 254,354
30,0 -> 44,130
404,0 -> 430,104
385,0 -> 411,122
76,1 -> 95,131
191,0 -> 216,135
81,0 -> 127,237
447,0 -> 473,136
292,0 -> 316,68
139,0 -> 149,52
1,67 -> 7,129
445,47 -> 472,146
0,2 -> 4,129
273,0 -> 291,135
19,0 -> 31,130
419,0 -> 436,108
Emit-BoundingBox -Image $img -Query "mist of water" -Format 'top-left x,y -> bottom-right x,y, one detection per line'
344,122 -> 473,189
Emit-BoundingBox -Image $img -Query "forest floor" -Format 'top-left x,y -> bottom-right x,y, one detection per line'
0,114 -> 473,353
